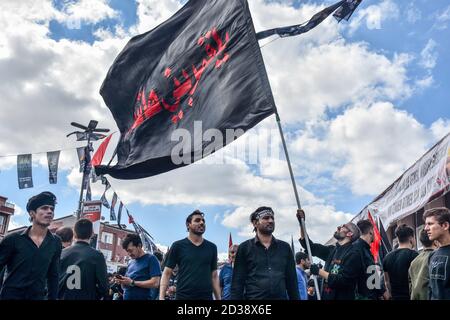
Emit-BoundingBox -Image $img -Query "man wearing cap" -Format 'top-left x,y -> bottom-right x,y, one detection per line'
297,209 -> 362,300
230,207 -> 299,300
0,192 -> 62,300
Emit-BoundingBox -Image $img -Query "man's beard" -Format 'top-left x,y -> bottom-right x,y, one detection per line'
192,229 -> 205,236
333,231 -> 345,241
259,224 -> 274,235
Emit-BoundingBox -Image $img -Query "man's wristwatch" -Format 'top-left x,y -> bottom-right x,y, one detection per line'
130,280 -> 135,287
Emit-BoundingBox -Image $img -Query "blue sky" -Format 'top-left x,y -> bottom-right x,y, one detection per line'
1,0 -> 449,259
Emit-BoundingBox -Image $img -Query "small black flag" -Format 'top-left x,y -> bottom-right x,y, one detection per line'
17,154 -> 33,189
110,192 -> 117,221
101,192 -> 110,209
47,151 -> 60,184
117,202 -> 123,228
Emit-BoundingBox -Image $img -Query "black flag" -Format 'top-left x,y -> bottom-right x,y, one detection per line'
76,147 -> 85,173
117,202 -> 123,228
333,0 -> 363,22
86,182 -> 92,201
17,154 -> 33,189
101,192 -> 110,209
76,132 -> 107,141
47,151 -> 60,184
256,0 -> 346,40
110,192 -> 117,221
96,0 -> 276,179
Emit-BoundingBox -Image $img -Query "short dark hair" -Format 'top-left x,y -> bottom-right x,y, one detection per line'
74,219 -> 93,240
186,209 -> 205,225
295,251 -> 308,264
395,224 -> 414,243
56,227 -> 73,243
357,219 -> 373,236
418,229 -> 433,248
423,207 -> 450,233
122,233 -> 142,250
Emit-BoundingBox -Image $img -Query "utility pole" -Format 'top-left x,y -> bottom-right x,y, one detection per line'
67,120 -> 109,220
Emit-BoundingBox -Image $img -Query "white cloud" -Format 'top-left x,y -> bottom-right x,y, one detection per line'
419,39 -> 438,70
430,118 -> 450,141
58,0 -> 119,29
291,102 -> 431,196
406,4 -> 422,24
263,39 -> 413,123
349,0 -> 399,32
434,5 -> 450,30
133,0 -> 181,34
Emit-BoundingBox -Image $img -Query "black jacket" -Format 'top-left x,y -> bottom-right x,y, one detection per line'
59,241 -> 108,300
352,239 -> 384,299
0,227 -> 61,300
299,237 -> 361,300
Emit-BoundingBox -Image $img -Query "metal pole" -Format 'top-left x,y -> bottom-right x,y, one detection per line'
76,135 -> 91,220
275,112 -> 321,300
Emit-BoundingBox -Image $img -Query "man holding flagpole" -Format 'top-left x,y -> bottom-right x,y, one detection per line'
231,207 -> 299,300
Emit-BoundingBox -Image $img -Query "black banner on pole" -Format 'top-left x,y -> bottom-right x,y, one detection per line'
17,154 -> 33,189
77,147 -> 85,173
47,151 -> 60,184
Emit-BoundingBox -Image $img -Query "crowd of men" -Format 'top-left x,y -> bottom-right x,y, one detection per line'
0,191 -> 449,300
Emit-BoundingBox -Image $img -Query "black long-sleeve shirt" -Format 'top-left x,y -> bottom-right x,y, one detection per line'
0,227 -> 61,300
231,236 -> 299,300
59,241 -> 108,300
299,237 -> 361,300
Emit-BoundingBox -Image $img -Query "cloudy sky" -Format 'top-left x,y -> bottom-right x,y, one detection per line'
1,0 -> 449,260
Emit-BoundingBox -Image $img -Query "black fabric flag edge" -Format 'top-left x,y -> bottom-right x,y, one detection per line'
256,0 -> 356,40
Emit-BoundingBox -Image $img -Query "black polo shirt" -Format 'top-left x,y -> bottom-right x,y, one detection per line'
0,226 -> 62,300
231,235 -> 299,300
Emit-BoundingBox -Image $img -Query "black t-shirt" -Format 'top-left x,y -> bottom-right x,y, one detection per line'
429,245 -> 450,300
165,238 -> 217,300
383,248 -> 418,300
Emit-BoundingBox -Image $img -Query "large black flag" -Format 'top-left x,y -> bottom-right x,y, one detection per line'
96,0 -> 276,179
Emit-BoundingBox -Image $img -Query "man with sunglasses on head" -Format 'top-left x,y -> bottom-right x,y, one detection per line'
231,207 -> 299,300
0,192 -> 61,300
159,210 -> 221,300
297,209 -> 362,300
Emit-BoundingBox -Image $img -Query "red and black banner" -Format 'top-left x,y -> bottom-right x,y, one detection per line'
96,0 -> 276,179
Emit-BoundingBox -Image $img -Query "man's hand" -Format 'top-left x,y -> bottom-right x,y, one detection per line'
309,263 -> 320,276
116,276 -> 133,287
297,209 -> 305,224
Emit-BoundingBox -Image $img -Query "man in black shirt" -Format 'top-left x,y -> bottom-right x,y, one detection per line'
382,224 -> 418,300
231,207 -> 299,300
159,210 -> 220,300
424,207 -> 450,300
0,192 -> 61,300
59,218 -> 108,300
354,219 -> 384,300
297,209 -> 361,300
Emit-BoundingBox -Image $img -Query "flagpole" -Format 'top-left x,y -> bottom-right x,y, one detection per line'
275,111 -> 321,300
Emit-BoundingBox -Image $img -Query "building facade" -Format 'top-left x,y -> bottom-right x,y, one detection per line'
0,195 -> 15,241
